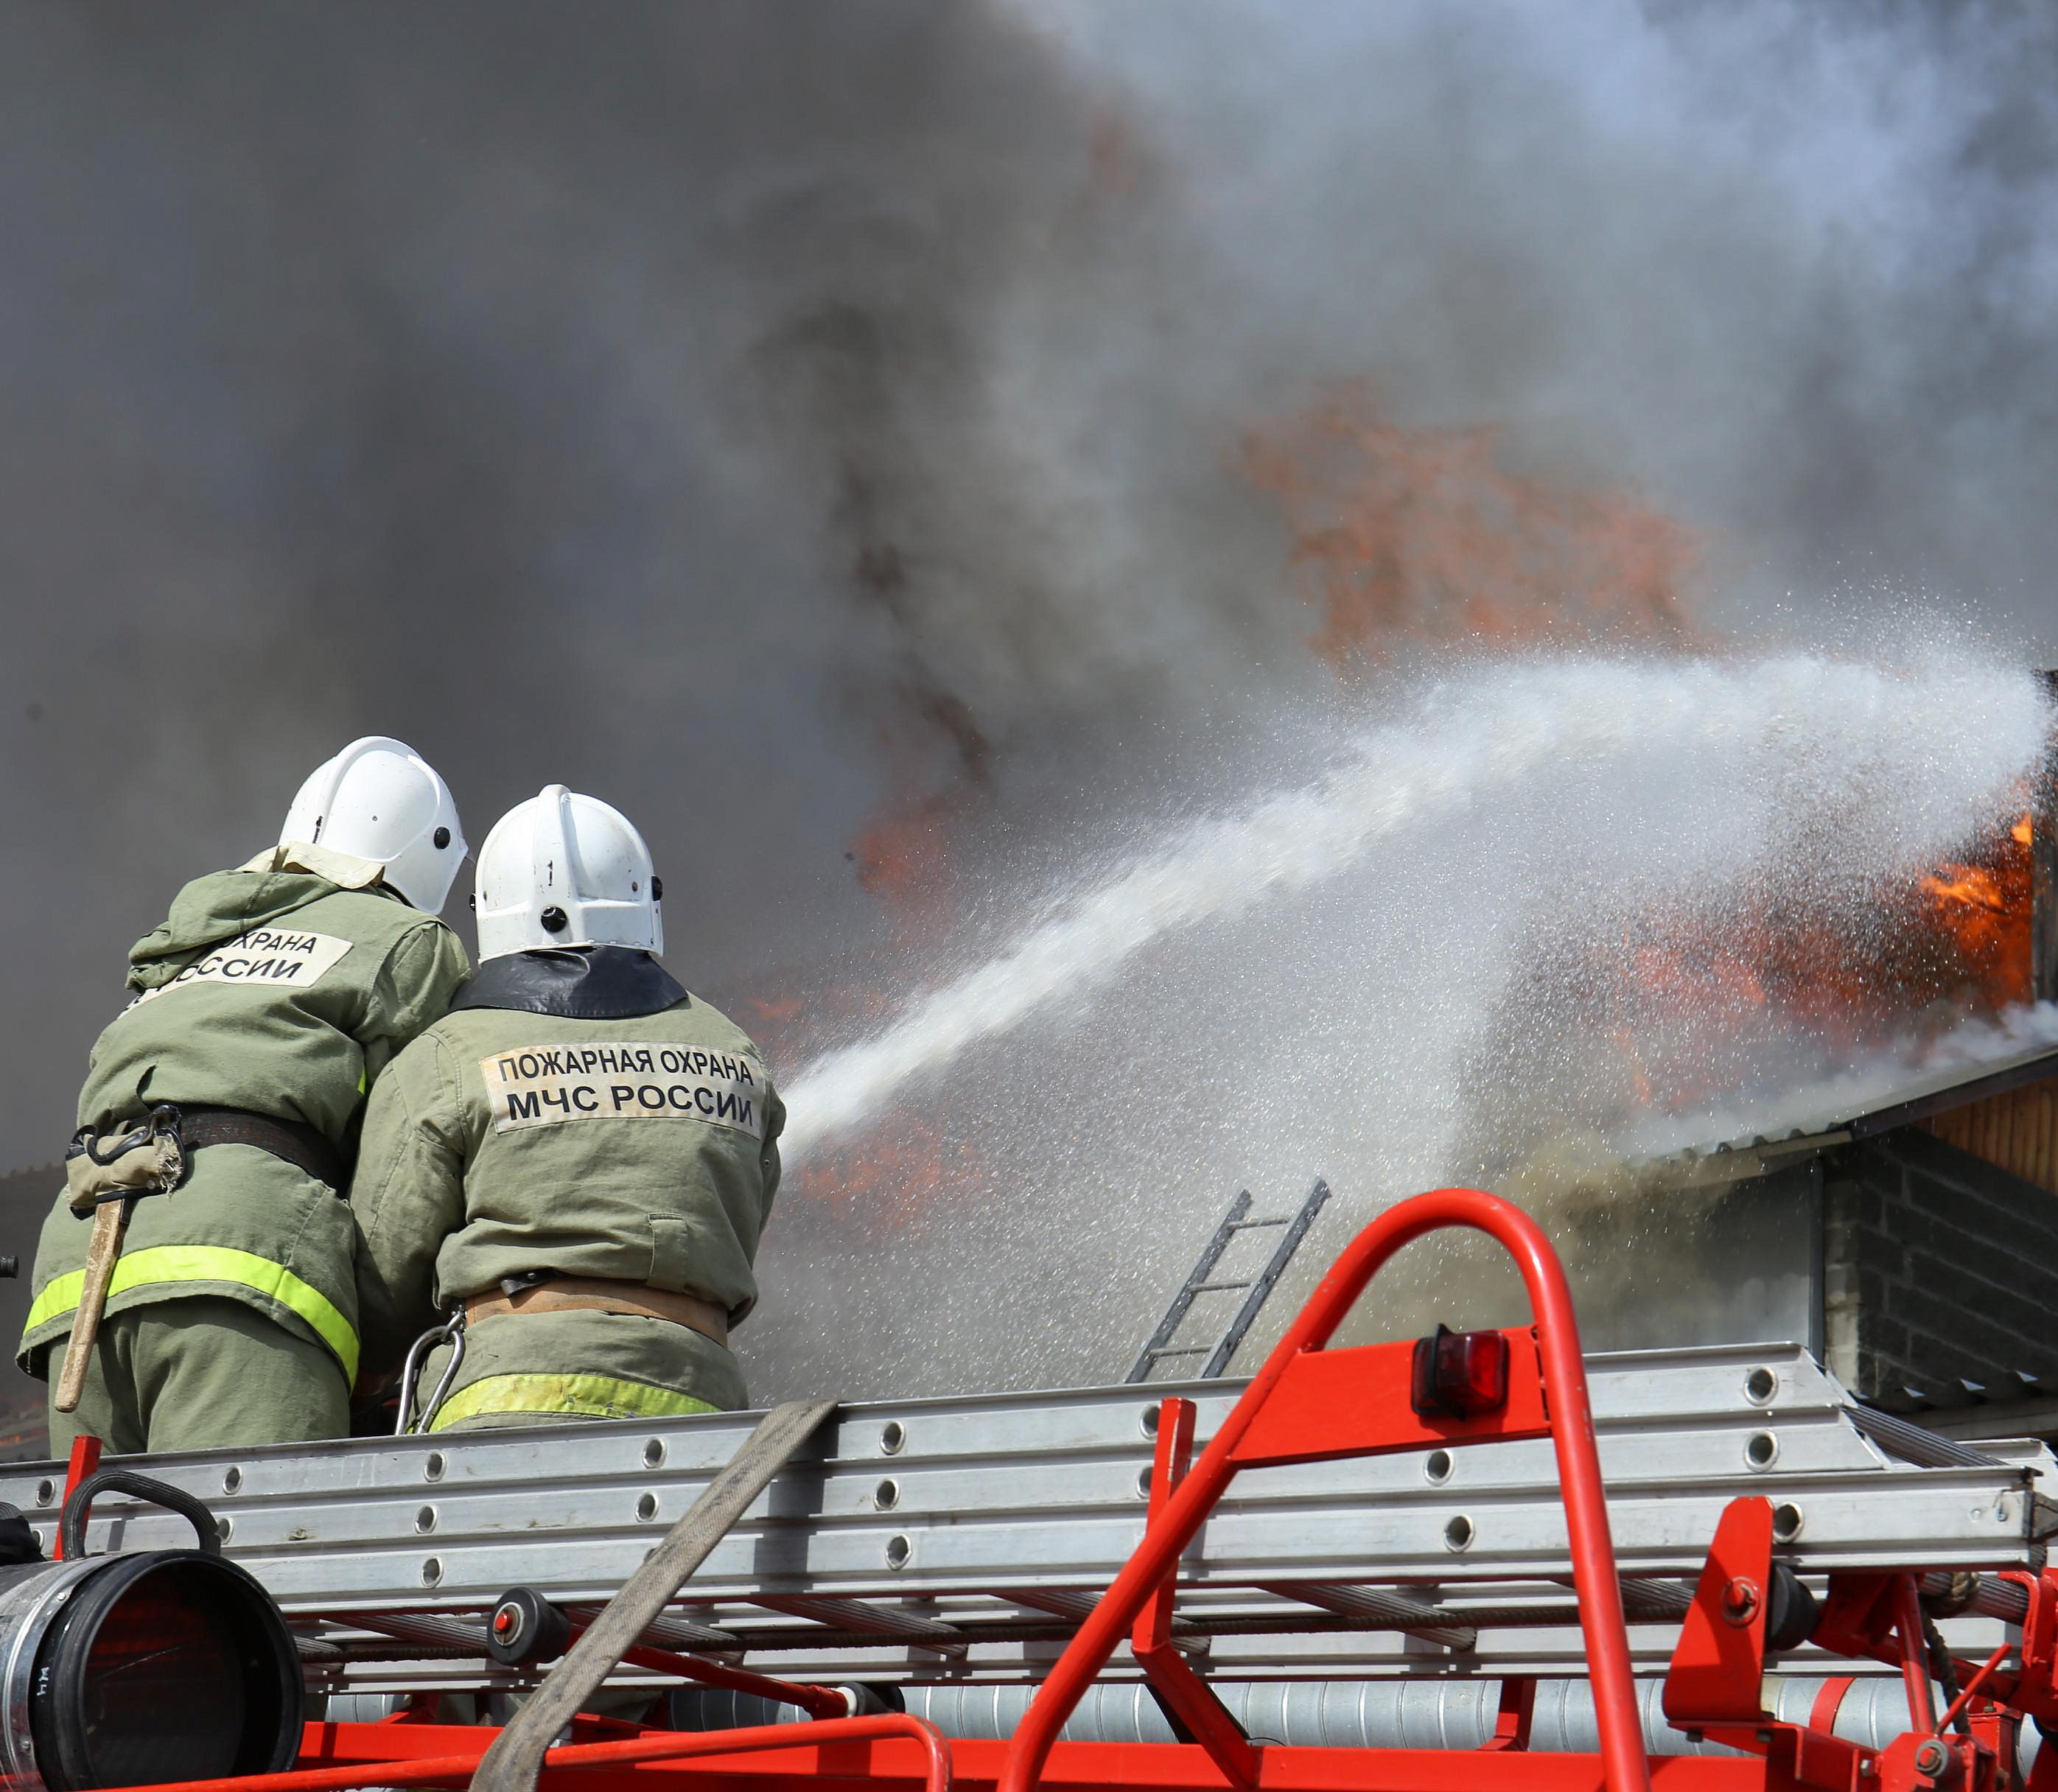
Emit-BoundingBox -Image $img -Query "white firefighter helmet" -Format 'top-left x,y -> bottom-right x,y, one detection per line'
279,736 -> 466,914
474,785 -> 662,962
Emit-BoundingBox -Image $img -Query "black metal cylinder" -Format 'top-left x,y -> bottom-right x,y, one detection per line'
0,1549 -> 301,1790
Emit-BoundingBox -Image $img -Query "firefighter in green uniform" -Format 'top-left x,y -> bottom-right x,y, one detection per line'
351,785 -> 783,1432
17,737 -> 472,1454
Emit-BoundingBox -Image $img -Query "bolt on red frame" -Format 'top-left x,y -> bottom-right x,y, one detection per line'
997,1186 -> 1651,1792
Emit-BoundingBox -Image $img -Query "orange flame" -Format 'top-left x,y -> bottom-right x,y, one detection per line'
848,783 -> 979,941
738,970 -> 984,1227
1914,815 -> 2034,1012
1581,811 -> 2037,1118
1240,381 -> 1699,661
792,1113 -> 980,1228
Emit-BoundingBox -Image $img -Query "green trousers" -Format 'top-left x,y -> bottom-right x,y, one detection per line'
46,1295 -> 349,1455
421,1309 -> 746,1433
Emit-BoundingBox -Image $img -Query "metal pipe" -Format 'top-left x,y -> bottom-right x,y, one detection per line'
676,1678 -> 2042,1774
1892,1574 -> 1940,1737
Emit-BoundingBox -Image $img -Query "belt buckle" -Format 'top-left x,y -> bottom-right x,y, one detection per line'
498,1269 -> 555,1300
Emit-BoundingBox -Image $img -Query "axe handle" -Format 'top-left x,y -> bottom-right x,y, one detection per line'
55,1198 -> 132,1415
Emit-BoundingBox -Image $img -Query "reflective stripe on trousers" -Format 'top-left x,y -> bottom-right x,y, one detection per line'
24,1245 -> 359,1382
428,1371 -> 721,1430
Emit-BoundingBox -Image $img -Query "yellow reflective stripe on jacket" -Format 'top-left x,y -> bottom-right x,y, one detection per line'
23,1247 -> 358,1381
428,1373 -> 720,1431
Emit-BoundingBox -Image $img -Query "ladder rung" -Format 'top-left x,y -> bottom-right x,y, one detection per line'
1125,1182 -> 1325,1387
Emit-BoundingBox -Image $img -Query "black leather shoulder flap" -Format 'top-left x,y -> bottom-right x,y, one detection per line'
451,945 -> 688,1021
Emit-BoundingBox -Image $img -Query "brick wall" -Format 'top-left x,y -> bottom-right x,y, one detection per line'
1822,1128 -> 2058,1404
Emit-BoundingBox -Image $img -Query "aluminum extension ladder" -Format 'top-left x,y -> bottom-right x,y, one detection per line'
1125,1179 -> 1331,1383
10,1346 -> 2049,1699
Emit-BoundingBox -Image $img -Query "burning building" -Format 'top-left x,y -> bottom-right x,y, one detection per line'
1398,713 -> 2058,1429
715,670 -> 2058,1444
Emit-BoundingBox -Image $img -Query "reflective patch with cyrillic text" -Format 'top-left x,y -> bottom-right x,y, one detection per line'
480,1043 -> 769,1139
127,928 -> 355,1007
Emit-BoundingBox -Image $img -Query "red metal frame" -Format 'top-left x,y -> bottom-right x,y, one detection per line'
996,1185 -> 1648,1792
52,1431 -> 102,1559
613,1634 -> 852,1721
118,1729 -> 1830,1792
333,1610 -> 855,1722
1131,1393 -> 1261,1784
1652,1491 -> 2058,1792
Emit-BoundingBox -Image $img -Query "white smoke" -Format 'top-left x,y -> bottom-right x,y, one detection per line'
1006,0 -> 2058,657
1623,1000 -> 2058,1167
4,4 -> 2057,1417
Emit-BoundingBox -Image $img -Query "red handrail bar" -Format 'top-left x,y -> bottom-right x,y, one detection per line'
617,1635 -> 853,1721
997,1186 -> 1650,1792
104,1713 -> 953,1792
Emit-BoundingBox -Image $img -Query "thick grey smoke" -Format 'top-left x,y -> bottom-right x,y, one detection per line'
0,4 -> 2054,1415
0,3 -> 1134,1114
1017,0 -> 2058,648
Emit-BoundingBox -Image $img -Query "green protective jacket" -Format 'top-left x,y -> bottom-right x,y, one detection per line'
18,855 -> 471,1387
349,962 -> 783,1418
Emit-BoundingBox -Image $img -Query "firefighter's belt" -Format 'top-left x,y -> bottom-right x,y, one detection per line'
178,1106 -> 346,1190
463,1276 -> 729,1348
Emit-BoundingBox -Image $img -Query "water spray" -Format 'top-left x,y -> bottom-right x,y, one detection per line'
782,652 -> 2049,1163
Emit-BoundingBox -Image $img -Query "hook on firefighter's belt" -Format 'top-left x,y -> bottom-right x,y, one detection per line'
64,1105 -> 186,1217
396,1308 -> 466,1436
71,1102 -> 182,1168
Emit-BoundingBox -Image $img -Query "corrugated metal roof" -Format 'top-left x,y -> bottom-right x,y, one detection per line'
1632,1026 -> 2058,1181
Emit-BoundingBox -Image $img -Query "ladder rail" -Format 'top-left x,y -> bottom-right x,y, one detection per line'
1124,1190 -> 1252,1383
27,1340 -> 2045,1629
1200,1177 -> 1331,1377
